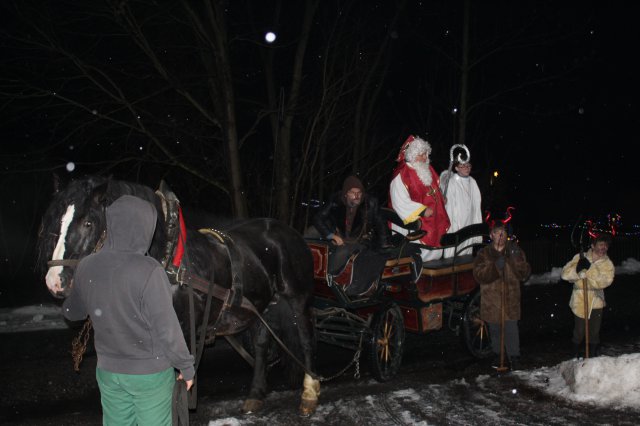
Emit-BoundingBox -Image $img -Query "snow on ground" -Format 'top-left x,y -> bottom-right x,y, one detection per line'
0,303 -> 66,333
516,353 -> 640,409
4,258 -> 640,424
200,356 -> 640,425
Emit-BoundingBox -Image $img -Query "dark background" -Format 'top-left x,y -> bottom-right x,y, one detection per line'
1,1 -> 637,307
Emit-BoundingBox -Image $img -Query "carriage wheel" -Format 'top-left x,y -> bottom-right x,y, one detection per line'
462,291 -> 492,359
367,303 -> 405,382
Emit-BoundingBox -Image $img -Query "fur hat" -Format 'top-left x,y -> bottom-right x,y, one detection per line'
341,175 -> 364,197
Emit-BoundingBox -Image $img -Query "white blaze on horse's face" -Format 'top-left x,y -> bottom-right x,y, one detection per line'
45,204 -> 75,295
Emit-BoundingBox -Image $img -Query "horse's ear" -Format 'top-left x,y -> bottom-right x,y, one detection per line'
52,173 -> 65,193
91,182 -> 110,207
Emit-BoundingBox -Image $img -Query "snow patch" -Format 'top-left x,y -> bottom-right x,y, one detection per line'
518,353 -> 640,409
207,418 -> 242,426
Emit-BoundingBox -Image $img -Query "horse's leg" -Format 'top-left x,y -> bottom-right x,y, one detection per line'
287,296 -> 320,416
241,322 -> 270,414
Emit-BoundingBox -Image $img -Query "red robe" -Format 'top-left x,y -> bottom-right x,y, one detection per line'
389,163 -> 450,247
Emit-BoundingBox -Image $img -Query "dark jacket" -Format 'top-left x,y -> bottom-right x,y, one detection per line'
472,241 -> 531,323
63,195 -> 195,380
313,191 -> 387,249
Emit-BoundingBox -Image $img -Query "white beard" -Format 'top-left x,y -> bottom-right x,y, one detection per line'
411,161 -> 433,187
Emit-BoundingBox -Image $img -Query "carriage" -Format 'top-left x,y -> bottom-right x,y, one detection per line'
306,209 -> 493,381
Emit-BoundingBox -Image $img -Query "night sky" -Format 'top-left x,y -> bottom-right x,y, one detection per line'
0,1 -> 637,304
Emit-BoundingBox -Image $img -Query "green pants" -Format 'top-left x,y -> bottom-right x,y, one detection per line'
96,367 -> 174,426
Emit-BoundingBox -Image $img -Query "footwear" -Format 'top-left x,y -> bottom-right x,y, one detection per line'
490,354 -> 499,368
572,343 -> 582,359
491,354 -> 504,369
509,356 -> 521,371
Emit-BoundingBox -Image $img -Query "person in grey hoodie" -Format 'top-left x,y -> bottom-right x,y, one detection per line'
63,195 -> 194,426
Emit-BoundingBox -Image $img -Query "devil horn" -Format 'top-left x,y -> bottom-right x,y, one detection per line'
502,206 -> 515,224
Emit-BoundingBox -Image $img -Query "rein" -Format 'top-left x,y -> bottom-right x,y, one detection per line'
65,230 -> 107,371
47,230 -> 106,269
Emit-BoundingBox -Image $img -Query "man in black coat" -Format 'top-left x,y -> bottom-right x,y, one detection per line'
313,175 -> 389,296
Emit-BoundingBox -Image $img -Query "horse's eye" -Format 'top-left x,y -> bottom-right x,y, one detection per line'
84,221 -> 92,227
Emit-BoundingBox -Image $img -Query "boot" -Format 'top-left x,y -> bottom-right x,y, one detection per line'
509,356 -> 521,371
588,343 -> 600,357
491,354 -> 501,369
572,342 -> 581,359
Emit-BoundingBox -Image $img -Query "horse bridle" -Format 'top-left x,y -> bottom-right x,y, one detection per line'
46,230 -> 107,269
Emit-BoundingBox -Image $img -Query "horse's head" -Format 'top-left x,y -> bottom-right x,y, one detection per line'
38,176 -> 112,298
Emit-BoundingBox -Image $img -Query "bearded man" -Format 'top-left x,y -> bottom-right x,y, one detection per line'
314,175 -> 389,297
389,135 -> 450,261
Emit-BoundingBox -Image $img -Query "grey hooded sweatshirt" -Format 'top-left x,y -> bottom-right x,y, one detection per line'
63,195 -> 195,380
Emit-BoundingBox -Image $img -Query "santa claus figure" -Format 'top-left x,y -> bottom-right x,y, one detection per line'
389,135 -> 450,261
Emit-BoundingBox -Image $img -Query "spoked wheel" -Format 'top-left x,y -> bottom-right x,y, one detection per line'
462,291 -> 492,359
367,303 -> 405,382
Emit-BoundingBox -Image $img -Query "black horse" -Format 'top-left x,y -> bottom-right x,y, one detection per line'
37,175 -> 319,415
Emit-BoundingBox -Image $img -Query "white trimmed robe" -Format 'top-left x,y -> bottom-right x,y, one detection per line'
440,171 -> 482,257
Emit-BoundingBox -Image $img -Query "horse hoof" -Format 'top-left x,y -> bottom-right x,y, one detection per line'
242,398 -> 263,414
299,398 -> 318,416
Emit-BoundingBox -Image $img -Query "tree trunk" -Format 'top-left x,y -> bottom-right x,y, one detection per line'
457,0 -> 471,147
204,0 -> 248,218
273,0 -> 319,223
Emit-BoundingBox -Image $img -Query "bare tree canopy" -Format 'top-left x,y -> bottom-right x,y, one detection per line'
2,1 -> 614,227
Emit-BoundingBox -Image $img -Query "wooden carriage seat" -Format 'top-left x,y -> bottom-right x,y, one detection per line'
306,240 -> 361,300
382,222 -> 489,304
416,223 -> 488,303
308,239 -> 404,300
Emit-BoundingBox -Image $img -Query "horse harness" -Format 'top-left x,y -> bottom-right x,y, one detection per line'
156,186 -> 249,373
155,186 -> 317,381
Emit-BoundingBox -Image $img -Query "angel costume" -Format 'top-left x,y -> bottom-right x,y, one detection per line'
439,169 -> 482,257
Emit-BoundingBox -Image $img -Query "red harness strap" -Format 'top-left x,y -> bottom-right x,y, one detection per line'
172,206 -> 187,268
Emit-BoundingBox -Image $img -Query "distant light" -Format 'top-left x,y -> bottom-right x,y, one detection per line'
512,389 -> 517,394
493,171 -> 499,178
451,107 -> 458,114
265,32 -> 276,43
66,162 -> 75,172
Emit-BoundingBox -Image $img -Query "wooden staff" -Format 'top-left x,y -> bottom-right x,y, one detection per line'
582,273 -> 590,358
497,270 -> 508,372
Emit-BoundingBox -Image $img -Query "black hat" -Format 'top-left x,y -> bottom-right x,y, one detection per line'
341,175 -> 364,197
